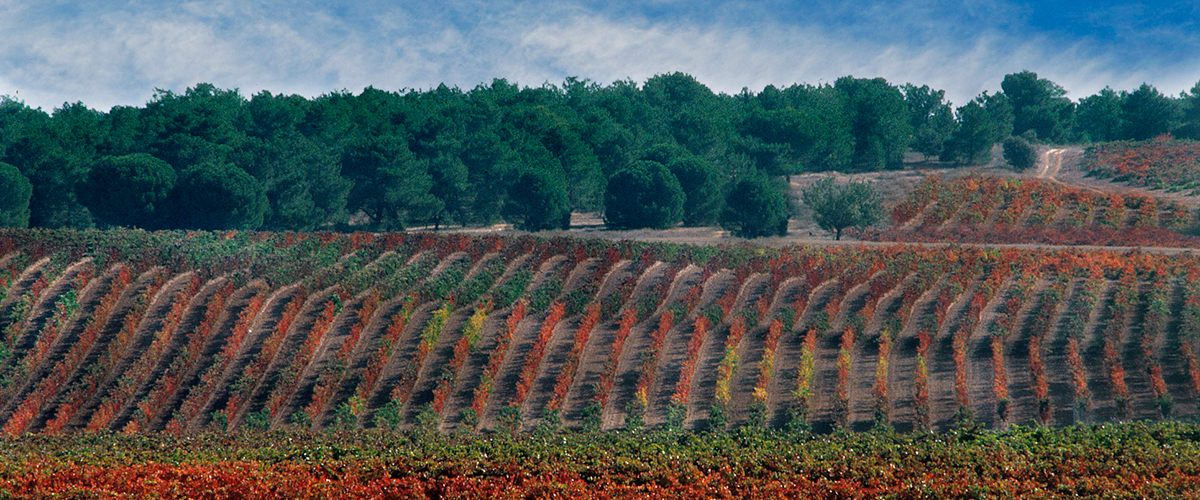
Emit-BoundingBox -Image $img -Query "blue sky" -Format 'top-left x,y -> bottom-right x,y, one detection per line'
3,0 -> 1198,111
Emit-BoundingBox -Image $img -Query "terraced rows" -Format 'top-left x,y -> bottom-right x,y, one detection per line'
0,231 -> 1199,434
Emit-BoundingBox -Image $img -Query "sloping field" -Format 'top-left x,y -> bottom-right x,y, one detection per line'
1,229 -> 1199,435
857,174 -> 1200,248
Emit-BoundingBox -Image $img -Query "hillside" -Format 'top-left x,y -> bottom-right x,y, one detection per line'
1,229 -> 1198,435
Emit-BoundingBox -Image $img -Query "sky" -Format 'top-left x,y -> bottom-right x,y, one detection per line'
2,0 -> 1199,112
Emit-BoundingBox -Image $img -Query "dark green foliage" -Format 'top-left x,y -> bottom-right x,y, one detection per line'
942,92 -> 1013,165
341,136 -> 439,230
604,161 -> 684,229
373,398 -> 405,430
903,84 -> 956,161
720,174 -> 790,238
505,167 -> 571,231
578,401 -> 602,432
1121,84 -> 1180,141
1001,71 -> 1073,142
10,74 -> 1200,233
834,77 -> 912,170
169,162 -> 267,230
79,154 -> 175,228
667,156 -> 720,226
801,176 -> 882,240
1002,136 -> 1037,171
0,162 -> 31,228
1075,88 -> 1125,142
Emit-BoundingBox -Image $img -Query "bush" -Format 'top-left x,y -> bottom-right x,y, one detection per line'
1003,136 -> 1037,171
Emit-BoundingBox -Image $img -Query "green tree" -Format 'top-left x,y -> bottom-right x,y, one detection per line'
1074,88 -> 1125,142
1121,83 -> 1180,140
233,133 -> 350,231
168,162 -> 267,230
0,162 -> 31,227
902,84 -> 956,160
1175,81 -> 1200,140
340,136 -> 440,230
942,92 -> 1013,165
1000,71 -> 1073,141
505,167 -> 571,231
834,77 -> 912,170
801,176 -> 882,240
667,156 -> 721,226
720,174 -> 790,238
604,161 -> 684,229
1002,136 -> 1037,171
79,153 -> 176,228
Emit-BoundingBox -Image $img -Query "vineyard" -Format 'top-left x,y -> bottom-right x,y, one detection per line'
857,174 -> 1200,248
1084,139 -> 1200,193
1,229 -> 1200,437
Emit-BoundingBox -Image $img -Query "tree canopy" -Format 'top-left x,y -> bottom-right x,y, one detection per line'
801,177 -> 882,240
0,72 -> 1197,233
720,174 -> 791,238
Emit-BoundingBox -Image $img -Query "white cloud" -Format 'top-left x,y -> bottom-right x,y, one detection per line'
515,14 -> 1200,106
0,0 -> 1198,112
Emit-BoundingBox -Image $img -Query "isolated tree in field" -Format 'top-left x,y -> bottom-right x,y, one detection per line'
505,167 -> 571,231
720,174 -> 790,238
604,160 -> 684,229
78,153 -> 176,228
169,162 -> 267,230
0,162 -> 31,228
801,176 -> 882,240
1003,137 -> 1037,171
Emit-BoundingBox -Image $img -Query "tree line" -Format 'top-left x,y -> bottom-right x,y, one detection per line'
0,71 -> 1197,235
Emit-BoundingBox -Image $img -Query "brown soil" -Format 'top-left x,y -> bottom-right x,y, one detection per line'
188,283 -> 302,432
65,268 -> 186,430
681,272 -> 767,430
931,278 -> 984,430
886,277 -> 946,432
1083,281 -> 1120,422
437,254 -> 536,431
643,268 -> 734,427
1001,279 -> 1053,428
229,284 -> 341,430
847,273 -> 914,430
555,259 -> 638,428
1123,283 -> 1159,421
726,275 -> 802,428
1045,279 -> 1085,426
0,263 -> 116,425
4,259 -> 94,370
147,281 -> 270,431
518,258 -> 615,428
1162,283 -> 1199,421
767,279 -> 839,426
107,276 -> 232,431
477,255 -> 573,431
806,277 -> 875,432
0,257 -> 50,320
